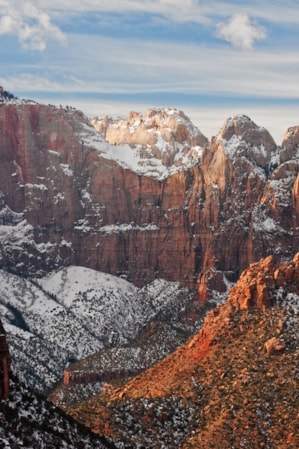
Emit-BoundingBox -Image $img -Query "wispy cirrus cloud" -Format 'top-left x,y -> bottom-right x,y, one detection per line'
0,0 -> 65,50
216,13 -> 267,49
37,0 -> 207,23
4,34 -> 298,99
37,0 -> 299,26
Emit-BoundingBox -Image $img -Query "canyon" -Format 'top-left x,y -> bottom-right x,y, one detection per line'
0,90 -> 298,447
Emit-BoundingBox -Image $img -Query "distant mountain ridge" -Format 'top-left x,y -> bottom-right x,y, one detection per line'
0,91 -> 298,397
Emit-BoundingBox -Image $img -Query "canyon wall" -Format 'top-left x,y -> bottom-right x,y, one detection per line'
0,100 -> 298,295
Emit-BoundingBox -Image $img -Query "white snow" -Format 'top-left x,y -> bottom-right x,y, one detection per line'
26,183 -> 48,191
60,164 -> 73,177
220,135 -> 242,159
254,217 -> 278,232
0,219 -> 34,242
0,265 -> 192,391
96,222 -> 160,234
95,139 -> 203,180
277,290 -> 299,330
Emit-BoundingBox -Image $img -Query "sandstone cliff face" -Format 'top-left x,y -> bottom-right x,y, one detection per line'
0,102 -> 205,286
92,107 -> 208,172
0,98 -> 298,293
68,254 -> 299,449
0,319 -> 10,398
197,115 -> 299,297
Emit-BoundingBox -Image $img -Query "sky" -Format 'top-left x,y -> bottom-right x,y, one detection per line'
0,0 -> 299,143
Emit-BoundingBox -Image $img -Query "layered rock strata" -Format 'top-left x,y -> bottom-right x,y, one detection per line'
0,98 -> 298,294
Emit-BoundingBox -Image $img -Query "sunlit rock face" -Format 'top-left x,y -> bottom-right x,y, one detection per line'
67,254 -> 299,449
0,98 -> 298,293
91,107 -> 208,175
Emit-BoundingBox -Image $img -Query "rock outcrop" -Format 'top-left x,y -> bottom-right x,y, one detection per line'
0,96 -> 298,294
91,108 -> 208,177
0,319 -> 10,398
68,254 -> 299,449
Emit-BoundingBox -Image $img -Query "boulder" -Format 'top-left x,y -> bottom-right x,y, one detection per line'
265,337 -> 286,355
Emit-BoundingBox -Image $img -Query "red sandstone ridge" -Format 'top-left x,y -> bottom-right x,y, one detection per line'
68,254 -> 299,448
0,97 -> 298,293
228,253 -> 299,310
0,319 -> 10,398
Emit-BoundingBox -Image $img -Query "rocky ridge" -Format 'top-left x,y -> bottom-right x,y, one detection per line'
91,108 -> 208,179
68,253 -> 299,449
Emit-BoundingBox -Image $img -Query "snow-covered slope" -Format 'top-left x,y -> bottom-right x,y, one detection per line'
216,114 -> 277,169
0,267 -> 193,391
0,376 -> 111,449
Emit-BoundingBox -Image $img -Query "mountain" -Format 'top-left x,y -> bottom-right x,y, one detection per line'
0,89 -> 298,395
0,91 -> 298,447
0,266 -> 199,392
91,108 -> 208,179
67,253 -> 299,449
0,91 -> 298,293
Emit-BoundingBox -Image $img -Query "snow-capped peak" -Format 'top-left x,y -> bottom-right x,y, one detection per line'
216,114 -> 277,169
89,108 -> 208,180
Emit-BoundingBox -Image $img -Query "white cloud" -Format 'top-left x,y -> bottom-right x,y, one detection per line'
0,0 -> 65,50
216,13 -> 267,49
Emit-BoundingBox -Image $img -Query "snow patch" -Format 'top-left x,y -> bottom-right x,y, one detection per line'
60,164 -> 73,177
1,266 -> 193,391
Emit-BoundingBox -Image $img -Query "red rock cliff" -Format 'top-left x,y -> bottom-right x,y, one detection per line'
0,102 -> 298,293
0,319 -> 10,399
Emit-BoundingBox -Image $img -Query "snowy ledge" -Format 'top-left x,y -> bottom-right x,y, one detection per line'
74,221 -> 160,234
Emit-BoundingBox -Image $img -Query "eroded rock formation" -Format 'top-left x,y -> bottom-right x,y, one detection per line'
0,97 -> 298,295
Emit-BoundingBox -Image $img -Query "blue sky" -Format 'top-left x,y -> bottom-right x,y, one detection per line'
1,0 -> 299,142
